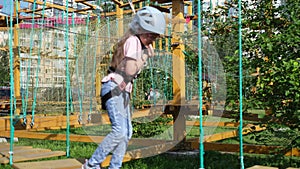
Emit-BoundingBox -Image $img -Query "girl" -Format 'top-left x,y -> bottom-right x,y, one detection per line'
82,6 -> 166,169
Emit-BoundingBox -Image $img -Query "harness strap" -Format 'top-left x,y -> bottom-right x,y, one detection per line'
101,85 -> 129,110
101,35 -> 146,110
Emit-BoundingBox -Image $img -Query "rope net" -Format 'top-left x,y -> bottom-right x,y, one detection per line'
1,12 -> 228,130
1,1 -> 239,166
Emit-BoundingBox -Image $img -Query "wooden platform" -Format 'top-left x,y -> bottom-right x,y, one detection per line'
247,165 -> 278,169
0,143 -> 66,165
12,159 -> 82,169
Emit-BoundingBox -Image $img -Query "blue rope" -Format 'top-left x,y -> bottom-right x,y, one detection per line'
9,0 -> 15,165
30,0 -> 47,127
22,0 -> 37,126
83,13 -> 90,122
64,3 -> 71,157
197,0 -> 205,168
73,17 -> 83,123
89,16 -> 101,115
238,0 -> 244,168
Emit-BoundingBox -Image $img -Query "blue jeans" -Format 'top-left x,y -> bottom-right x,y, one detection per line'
88,81 -> 132,169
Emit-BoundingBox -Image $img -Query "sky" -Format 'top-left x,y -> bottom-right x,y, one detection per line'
0,0 -> 29,15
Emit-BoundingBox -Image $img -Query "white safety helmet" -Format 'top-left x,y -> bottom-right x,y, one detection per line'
129,6 -> 166,35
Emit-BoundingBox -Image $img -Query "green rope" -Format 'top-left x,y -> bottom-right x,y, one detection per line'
167,25 -> 172,100
16,1 -> 25,122
54,15 -> 59,56
182,50 -> 192,100
238,0 -> 244,168
107,17 -> 111,56
30,0 -> 47,127
197,0 -> 204,168
64,4 -> 71,158
89,16 -> 101,115
83,13 -> 90,121
163,53 -> 169,101
132,80 -> 137,111
73,16 -> 83,123
148,59 -> 157,105
22,0 -> 38,125
9,0 -> 15,165
65,14 -> 78,115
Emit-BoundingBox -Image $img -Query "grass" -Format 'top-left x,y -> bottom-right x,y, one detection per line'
2,138 -> 300,169
1,112 -> 300,169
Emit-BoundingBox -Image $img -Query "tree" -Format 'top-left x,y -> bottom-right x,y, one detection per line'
242,0 -> 300,129
204,0 -> 300,145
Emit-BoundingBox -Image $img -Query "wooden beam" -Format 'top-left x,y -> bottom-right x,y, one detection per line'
186,121 -> 241,127
120,0 -> 144,8
101,140 -> 179,167
23,0 -> 96,16
77,1 -> 99,9
0,27 -> 9,31
23,0 -> 77,12
203,142 -> 300,157
110,0 -> 123,6
19,7 -> 52,13
0,130 -> 174,148
203,124 -> 266,142
182,141 -> 300,157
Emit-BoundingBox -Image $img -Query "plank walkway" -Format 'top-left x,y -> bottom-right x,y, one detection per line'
0,143 -> 67,166
247,165 -> 278,169
13,159 -> 82,169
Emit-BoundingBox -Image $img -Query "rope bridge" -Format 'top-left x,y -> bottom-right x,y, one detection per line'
1,0 -> 246,169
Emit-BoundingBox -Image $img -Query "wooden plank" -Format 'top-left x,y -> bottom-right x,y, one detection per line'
0,143 -> 9,149
0,146 -> 33,153
248,166 -> 277,169
0,156 -> 9,164
13,151 -> 66,162
0,151 -> 66,164
186,121 -> 241,127
184,142 -> 300,157
0,113 -> 90,131
13,158 -> 82,169
2,148 -> 51,157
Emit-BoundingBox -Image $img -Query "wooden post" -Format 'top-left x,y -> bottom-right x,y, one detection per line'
171,0 -> 186,141
13,2 -> 21,115
95,65 -> 101,111
187,1 -> 193,30
116,4 -> 124,37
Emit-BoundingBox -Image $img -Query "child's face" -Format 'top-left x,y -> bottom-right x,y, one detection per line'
140,33 -> 159,46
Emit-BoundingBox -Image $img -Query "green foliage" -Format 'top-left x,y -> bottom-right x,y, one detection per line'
132,116 -> 172,138
134,66 -> 173,101
0,50 -> 10,86
204,0 -> 300,147
243,0 -> 300,129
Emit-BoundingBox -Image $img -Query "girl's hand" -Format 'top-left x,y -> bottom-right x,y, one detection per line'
147,44 -> 155,58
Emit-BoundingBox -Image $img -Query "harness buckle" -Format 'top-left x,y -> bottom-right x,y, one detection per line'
112,73 -> 127,91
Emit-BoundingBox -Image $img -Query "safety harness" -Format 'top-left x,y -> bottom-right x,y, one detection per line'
101,68 -> 134,110
101,36 -> 147,110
